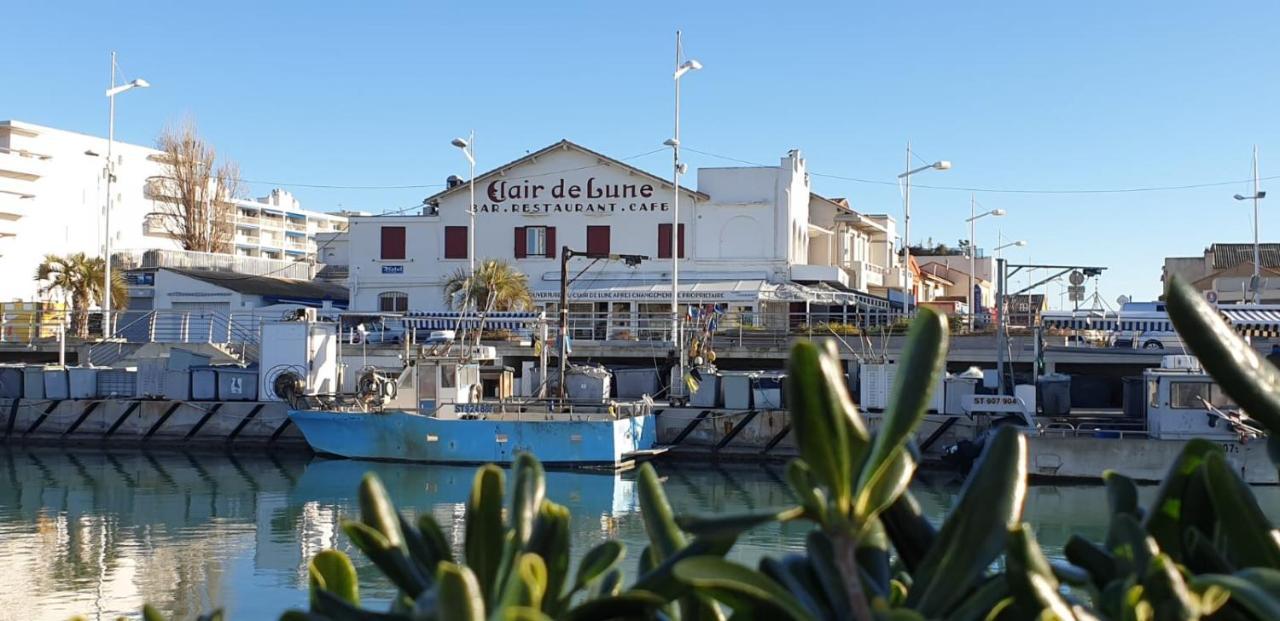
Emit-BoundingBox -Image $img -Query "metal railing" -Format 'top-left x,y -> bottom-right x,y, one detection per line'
112,248 -> 315,280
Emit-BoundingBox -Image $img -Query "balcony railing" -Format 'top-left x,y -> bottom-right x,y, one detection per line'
112,248 -> 314,279
0,147 -> 51,181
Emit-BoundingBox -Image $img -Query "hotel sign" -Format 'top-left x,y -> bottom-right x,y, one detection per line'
382,265 -> 404,274
475,177 -> 670,216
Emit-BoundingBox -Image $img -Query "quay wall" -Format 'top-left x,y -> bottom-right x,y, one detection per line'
654,407 -> 981,462
0,398 -> 309,451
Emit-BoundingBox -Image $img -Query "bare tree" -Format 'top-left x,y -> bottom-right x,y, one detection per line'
151,118 -> 243,253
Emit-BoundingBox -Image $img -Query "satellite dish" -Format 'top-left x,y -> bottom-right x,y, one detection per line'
1116,295 -> 1131,305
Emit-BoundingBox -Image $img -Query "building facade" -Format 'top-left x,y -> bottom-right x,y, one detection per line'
346,140 -> 900,329
0,120 -> 346,302
1162,243 -> 1280,303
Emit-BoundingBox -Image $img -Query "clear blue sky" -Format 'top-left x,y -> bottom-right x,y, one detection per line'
5,1 -> 1278,305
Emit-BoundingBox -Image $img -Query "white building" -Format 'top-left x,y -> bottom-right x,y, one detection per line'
0,119 -> 347,302
346,140 -> 900,329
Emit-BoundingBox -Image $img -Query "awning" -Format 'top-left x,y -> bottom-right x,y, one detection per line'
531,279 -> 812,303
1220,307 -> 1280,337
402,311 -> 543,330
1041,312 -> 1118,330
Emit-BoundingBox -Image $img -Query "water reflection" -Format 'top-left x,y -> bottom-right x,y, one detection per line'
2,446 -> 1279,620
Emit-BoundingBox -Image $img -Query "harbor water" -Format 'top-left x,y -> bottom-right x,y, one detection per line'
2,447 -> 1279,620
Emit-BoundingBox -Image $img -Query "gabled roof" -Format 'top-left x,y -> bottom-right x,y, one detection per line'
1210,243 -> 1280,269
422,139 -> 710,205
163,268 -> 348,302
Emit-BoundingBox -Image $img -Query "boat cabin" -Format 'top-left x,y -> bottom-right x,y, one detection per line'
1140,356 -> 1260,441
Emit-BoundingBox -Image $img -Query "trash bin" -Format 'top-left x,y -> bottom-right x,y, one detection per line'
23,366 -> 44,399
191,367 -> 218,400
751,372 -> 786,409
1121,376 -> 1146,419
612,367 -> 661,398
216,366 -> 258,401
44,367 -> 69,400
565,365 -> 611,401
689,366 -> 721,407
67,367 -> 99,399
721,371 -> 756,409
1037,373 -> 1072,416
0,366 -> 22,399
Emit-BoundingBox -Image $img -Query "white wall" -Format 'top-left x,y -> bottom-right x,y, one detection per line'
152,270 -> 254,310
0,121 -> 181,301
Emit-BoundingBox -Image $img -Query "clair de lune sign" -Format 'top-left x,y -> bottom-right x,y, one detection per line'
476,177 -> 671,215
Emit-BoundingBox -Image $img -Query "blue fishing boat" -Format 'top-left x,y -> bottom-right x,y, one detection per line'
287,348 -> 658,469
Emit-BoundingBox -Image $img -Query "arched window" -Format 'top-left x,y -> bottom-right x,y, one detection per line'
378,291 -> 409,313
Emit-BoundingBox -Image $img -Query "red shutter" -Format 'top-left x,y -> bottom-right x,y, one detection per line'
381,226 -> 406,260
677,223 -> 685,259
444,226 -> 467,259
658,223 -> 672,259
586,225 -> 610,256
545,226 -> 556,258
514,227 -> 527,259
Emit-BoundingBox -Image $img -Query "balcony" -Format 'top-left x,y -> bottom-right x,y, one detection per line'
0,192 -> 32,220
286,219 -> 307,232
790,265 -> 850,288
0,147 -> 51,181
112,247 -> 314,279
847,260 -> 888,290
235,234 -> 261,246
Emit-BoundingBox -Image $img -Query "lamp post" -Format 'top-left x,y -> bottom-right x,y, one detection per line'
1234,145 -> 1266,304
666,31 -> 700,397
897,143 -> 950,318
451,133 -> 476,281
964,194 -> 1004,330
103,51 -> 148,336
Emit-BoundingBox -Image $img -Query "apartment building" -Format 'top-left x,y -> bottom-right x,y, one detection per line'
0,119 -> 346,301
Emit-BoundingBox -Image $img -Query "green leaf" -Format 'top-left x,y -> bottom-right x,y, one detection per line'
854,308 -> 948,519
880,489 -> 938,574
591,568 -> 623,599
512,452 -> 546,548
1143,554 -> 1197,621
1203,451 -> 1280,568
1166,274 -> 1280,434
631,535 -> 739,600
399,513 -> 440,580
672,557 -> 814,621
343,520 -> 431,597
1182,528 -> 1233,575
1107,513 -> 1156,578
526,501 -> 571,613
498,607 -> 554,621
1064,535 -> 1117,590
496,553 -> 548,612
359,473 -> 406,550
1141,438 -> 1221,561
637,463 -> 686,561
856,517 -> 892,599
143,605 -> 166,621
785,460 -> 828,524
804,530 -> 850,616
465,464 -> 505,605
562,592 -> 667,621
1103,470 -> 1141,518
572,541 -> 625,593
308,549 -> 360,609
418,513 -> 455,565
948,575 -> 1011,621
906,426 -> 1027,616
760,556 -> 833,621
1005,524 -> 1077,620
1191,573 -> 1280,621
437,562 -> 485,621
676,506 -> 805,538
786,341 -> 867,515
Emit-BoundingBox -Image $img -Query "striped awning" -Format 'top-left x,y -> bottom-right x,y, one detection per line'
1219,307 -> 1280,337
1040,312 -> 1118,331
401,311 -> 543,330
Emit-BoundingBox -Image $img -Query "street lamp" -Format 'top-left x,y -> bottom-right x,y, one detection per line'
897,143 -> 950,318
1234,145 -> 1266,303
964,195 -> 1005,330
667,30 -> 700,399
451,133 -> 476,285
103,51 -> 148,337
995,239 -> 1027,255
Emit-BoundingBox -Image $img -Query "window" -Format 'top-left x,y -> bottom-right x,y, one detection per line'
1169,382 -> 1234,409
378,291 -> 408,312
657,223 -> 685,259
381,226 -> 406,260
514,226 -> 555,259
586,225 -> 611,256
444,226 -> 467,259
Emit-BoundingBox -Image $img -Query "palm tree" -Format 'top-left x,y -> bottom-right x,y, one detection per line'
34,253 -> 128,338
442,259 -> 533,312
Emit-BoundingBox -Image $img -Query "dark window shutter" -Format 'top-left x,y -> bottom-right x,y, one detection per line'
586,225 -> 610,256
381,226 -> 406,260
514,227 -> 527,258
444,226 -> 467,259
677,223 -> 685,259
658,223 -> 672,259
545,226 -> 557,258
